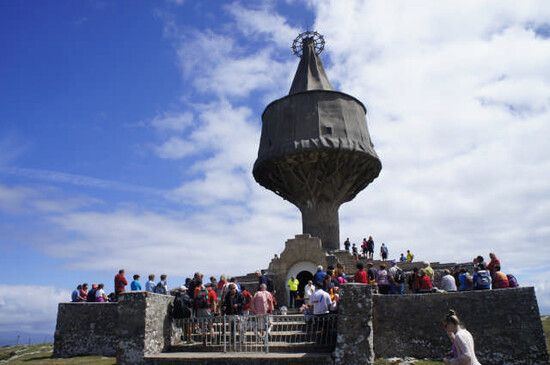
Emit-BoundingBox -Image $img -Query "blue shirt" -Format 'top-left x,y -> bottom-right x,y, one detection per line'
131,280 -> 142,291
71,289 -> 79,302
313,270 -> 327,285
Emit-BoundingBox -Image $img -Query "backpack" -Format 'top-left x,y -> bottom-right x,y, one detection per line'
394,269 -> 405,284
195,289 -> 209,309
172,295 -> 191,319
154,282 -> 167,295
507,274 -> 519,288
476,270 -> 491,288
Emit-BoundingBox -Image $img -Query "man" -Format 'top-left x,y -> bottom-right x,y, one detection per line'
361,238 -> 368,257
194,284 -> 211,317
79,283 -> 88,301
406,250 -> 414,263
287,276 -> 299,308
344,238 -> 351,251
240,285 -> 253,315
251,283 -> 274,315
380,243 -> 389,261
114,269 -> 128,298
399,253 -> 406,262
206,284 -> 219,314
313,266 -> 327,284
188,272 -> 203,299
354,262 -> 368,284
440,269 -> 457,292
172,286 -> 192,343
367,262 -> 377,285
256,270 -> 272,292
388,262 -> 405,294
130,274 -> 142,291
367,236 -> 375,259
154,274 -> 168,295
145,274 -> 155,292
424,262 -> 434,280
304,280 -> 315,304
487,253 -> 501,276
418,269 -> 433,293
352,243 -> 358,258
71,285 -> 82,302
473,264 -> 491,290
310,283 -> 332,315
492,266 -> 510,289
223,283 -> 244,315
87,284 -> 97,302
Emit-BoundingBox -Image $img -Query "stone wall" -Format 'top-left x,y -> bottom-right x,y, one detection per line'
373,287 -> 549,364
53,302 -> 118,357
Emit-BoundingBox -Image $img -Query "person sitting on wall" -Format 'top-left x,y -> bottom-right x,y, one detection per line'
367,262 -> 377,286
154,274 -> 169,295
473,264 -> 491,290
354,262 -> 368,284
486,252 -> 501,277
417,269 -> 433,293
376,264 -> 391,294
71,285 -> 82,302
406,249 -> 414,263
287,276 -> 299,308
424,262 -> 435,281
440,270 -> 457,292
145,274 -> 155,292
458,269 -> 473,291
442,310 -> 482,365
114,269 -> 128,299
389,262 -> 405,295
79,283 -> 88,301
95,283 -> 108,302
87,284 -> 98,302
130,274 -> 142,291
408,267 -> 420,293
399,253 -> 407,262
344,237 -> 351,252
492,266 -> 510,289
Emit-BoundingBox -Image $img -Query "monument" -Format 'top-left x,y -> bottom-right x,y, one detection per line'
253,31 -> 382,251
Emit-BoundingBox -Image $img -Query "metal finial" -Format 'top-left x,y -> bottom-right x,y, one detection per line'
291,31 -> 325,58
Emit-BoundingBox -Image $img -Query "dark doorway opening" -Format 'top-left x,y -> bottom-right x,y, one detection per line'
296,270 -> 314,300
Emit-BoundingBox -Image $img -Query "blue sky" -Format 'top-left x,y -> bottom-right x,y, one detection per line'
1,0 -> 550,345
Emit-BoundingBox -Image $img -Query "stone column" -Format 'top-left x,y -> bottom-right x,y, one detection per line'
116,292 -> 173,365
333,283 -> 374,365
300,202 -> 340,251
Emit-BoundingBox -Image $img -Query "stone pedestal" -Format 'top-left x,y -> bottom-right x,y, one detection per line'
333,284 -> 374,365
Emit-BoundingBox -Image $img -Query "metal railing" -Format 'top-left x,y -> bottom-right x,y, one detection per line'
175,314 -> 337,353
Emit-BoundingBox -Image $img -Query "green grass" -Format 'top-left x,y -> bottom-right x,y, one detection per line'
543,316 -> 550,358
0,344 -> 115,364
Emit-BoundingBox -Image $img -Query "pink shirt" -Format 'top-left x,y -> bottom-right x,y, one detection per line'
251,290 -> 273,315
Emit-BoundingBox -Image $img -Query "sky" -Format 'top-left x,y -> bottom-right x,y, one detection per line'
1,0 -> 550,345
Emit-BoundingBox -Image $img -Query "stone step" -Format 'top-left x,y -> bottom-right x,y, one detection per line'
170,342 -> 331,353
145,352 -> 333,365
187,330 -> 318,342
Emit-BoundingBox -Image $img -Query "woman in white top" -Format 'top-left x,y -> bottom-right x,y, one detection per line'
95,283 -> 108,303
443,310 -> 481,365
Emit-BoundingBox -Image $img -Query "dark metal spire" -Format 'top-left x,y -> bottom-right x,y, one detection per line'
288,31 -> 333,95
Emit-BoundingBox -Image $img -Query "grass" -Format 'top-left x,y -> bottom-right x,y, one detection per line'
2,318 -> 549,364
0,344 -> 115,364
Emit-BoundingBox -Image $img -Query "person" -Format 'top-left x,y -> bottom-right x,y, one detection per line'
114,269 -> 128,297
354,262 -> 368,284
487,253 -> 501,276
408,267 -> 420,293
206,283 -> 219,314
452,266 -> 461,287
313,266 -> 327,284
304,280 -> 315,304
442,310 -> 481,365
251,283 -> 274,315
377,264 -> 390,294
389,262 -> 405,294
406,250 -> 414,263
473,256 -> 485,270
458,269 -> 473,291
473,264 -> 491,290
172,286 -> 192,343
367,236 -> 375,259
287,276 -> 299,308
352,243 -> 358,258
79,283 -> 88,301
145,274 -> 155,292
367,262 -> 377,286
154,274 -> 168,295
223,283 -> 244,315
95,283 -> 108,302
399,253 -> 406,262
361,238 -> 368,257
380,243 -> 389,261
217,275 -> 227,299
256,270 -> 273,292
240,285 -> 253,315
188,272 -> 203,299
344,238 -> 351,251
71,285 -> 82,302
441,270 -> 457,292
87,284 -> 98,302
130,274 -> 142,291
418,269 -> 433,293
194,284 -> 211,318
310,282 -> 332,315
424,262 -> 435,281
492,266 -> 510,289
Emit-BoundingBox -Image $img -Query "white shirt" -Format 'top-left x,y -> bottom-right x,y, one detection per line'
449,329 -> 481,365
304,284 -> 315,299
310,289 -> 332,315
441,274 -> 458,292
145,280 -> 155,292
95,288 -> 106,298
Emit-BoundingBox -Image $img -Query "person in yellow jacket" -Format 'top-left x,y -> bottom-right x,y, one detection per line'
287,276 -> 299,308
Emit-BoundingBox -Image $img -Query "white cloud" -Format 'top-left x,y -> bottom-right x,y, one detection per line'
151,112 -> 193,133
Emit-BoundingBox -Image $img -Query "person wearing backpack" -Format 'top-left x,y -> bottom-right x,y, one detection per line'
389,263 -> 405,294
154,274 -> 168,295
473,264 -> 491,290
172,286 -> 193,343
492,267 -> 510,289
194,285 -> 211,317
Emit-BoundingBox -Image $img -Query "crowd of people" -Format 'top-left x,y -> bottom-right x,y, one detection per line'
343,236 -> 415,263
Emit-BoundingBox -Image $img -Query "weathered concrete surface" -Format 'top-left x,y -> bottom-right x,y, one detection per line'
53,302 -> 118,357
334,283 -> 374,365
145,352 -> 333,365
117,292 -> 174,365
373,287 -> 549,365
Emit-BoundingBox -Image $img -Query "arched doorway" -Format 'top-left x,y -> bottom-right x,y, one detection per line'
296,270 -> 313,299
286,261 -> 317,308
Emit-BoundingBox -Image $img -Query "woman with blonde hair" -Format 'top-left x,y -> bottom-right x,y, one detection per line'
443,310 -> 481,365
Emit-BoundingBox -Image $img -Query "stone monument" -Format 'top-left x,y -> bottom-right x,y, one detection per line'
253,31 -> 382,251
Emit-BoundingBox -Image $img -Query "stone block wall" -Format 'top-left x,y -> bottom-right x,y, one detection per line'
53,302 -> 118,357
373,287 -> 549,364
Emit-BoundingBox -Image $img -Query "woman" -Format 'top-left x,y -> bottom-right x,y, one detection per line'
95,283 -> 108,302
376,264 -> 390,294
443,310 -> 481,365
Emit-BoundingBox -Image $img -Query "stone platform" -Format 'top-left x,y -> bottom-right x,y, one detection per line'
145,352 -> 333,365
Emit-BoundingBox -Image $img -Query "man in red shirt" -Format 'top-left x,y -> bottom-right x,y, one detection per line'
206,284 -> 218,314
418,269 -> 433,293
240,285 -> 253,315
487,253 -> 501,276
114,269 -> 128,298
354,262 -> 368,284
